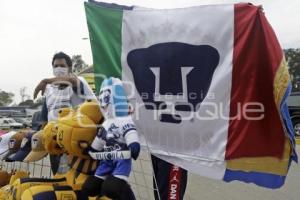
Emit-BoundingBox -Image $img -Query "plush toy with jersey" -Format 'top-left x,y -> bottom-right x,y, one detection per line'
80,77 -> 140,200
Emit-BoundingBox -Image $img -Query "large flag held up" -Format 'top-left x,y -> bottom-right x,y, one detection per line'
84,0 -> 298,188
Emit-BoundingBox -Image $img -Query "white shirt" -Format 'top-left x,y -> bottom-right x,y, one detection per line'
44,76 -> 96,121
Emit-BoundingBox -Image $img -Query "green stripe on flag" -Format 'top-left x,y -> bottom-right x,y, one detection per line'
84,2 -> 123,94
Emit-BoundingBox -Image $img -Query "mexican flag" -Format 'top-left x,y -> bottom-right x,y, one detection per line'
84,0 -> 297,188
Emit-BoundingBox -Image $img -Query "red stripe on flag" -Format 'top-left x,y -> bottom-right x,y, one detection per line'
226,3 -> 285,159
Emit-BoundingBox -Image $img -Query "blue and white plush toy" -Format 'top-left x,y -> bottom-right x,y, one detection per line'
82,77 -> 140,200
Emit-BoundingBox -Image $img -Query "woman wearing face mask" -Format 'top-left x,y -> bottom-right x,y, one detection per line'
33,51 -> 96,175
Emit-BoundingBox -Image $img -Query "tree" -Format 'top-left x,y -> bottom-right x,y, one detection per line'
0,89 -> 14,106
285,48 -> 300,92
19,99 -> 34,107
72,55 -> 88,73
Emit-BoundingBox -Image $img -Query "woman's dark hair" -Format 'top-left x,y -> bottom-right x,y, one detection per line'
52,52 -> 72,68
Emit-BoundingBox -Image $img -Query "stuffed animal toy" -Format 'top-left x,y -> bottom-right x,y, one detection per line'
0,100 -> 110,200
80,77 -> 140,200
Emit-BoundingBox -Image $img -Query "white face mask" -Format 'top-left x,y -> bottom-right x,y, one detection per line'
53,67 -> 69,77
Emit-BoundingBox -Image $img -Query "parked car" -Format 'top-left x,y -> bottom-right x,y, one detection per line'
0,117 -> 24,129
287,92 -> 300,137
14,117 -> 32,128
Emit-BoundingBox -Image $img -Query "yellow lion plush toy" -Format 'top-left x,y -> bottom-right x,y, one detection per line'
0,100 -> 110,200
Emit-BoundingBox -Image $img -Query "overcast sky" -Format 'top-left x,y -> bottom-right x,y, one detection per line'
0,0 -> 299,103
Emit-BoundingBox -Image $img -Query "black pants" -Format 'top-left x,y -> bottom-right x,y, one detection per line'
151,155 -> 188,200
80,175 -> 136,200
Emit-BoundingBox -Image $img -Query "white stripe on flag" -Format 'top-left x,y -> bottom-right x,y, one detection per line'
121,5 -> 234,179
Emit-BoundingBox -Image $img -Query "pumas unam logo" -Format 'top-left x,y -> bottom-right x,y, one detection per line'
127,42 -> 220,124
